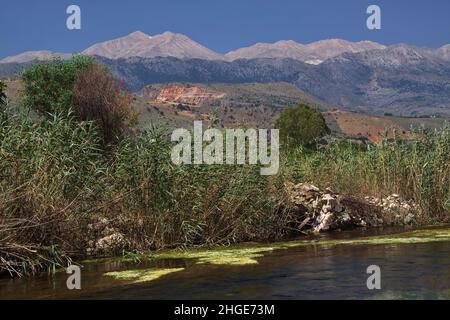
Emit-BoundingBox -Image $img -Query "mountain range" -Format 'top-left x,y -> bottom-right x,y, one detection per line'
0,31 -> 390,64
1,31 -> 450,117
225,39 -> 386,64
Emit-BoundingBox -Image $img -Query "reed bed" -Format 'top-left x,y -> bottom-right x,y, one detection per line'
0,110 -> 448,276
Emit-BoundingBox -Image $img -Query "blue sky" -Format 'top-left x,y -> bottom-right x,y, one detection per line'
1,0 -> 449,59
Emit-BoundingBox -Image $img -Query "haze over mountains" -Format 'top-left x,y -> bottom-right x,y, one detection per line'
1,31 -> 450,117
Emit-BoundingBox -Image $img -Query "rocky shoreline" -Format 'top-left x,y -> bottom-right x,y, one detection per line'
86,182 -> 421,256
285,182 -> 419,233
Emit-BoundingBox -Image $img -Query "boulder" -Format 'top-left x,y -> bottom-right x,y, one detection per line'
86,216 -> 128,255
285,182 -> 419,233
95,233 -> 127,255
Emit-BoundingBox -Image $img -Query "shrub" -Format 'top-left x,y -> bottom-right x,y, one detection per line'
275,104 -> 330,148
71,63 -> 136,144
21,55 -> 94,115
20,56 -> 135,145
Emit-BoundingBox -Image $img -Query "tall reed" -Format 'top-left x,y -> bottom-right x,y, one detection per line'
1,108 -> 448,276
0,113 -> 294,275
282,125 -> 450,222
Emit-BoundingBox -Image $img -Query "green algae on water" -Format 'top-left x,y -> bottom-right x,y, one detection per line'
147,228 -> 450,266
105,268 -> 185,283
329,228 -> 450,246
153,247 -> 277,266
100,228 -> 450,283
96,228 -> 450,275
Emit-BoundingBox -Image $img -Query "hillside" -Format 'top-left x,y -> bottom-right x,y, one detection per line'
132,82 -> 448,140
323,110 -> 447,142
3,79 -> 447,141
91,51 -> 450,117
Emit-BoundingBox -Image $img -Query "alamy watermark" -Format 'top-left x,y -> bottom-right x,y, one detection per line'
366,265 -> 381,290
367,5 -> 381,30
66,265 -> 81,290
64,5 -> 380,31
171,121 -> 279,176
66,5 -> 81,30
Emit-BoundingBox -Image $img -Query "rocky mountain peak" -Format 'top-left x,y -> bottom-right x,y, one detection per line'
128,31 -> 152,40
82,31 -> 223,60
437,44 -> 450,60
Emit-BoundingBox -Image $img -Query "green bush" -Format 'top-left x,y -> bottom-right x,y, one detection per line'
21,55 -> 94,115
20,56 -> 135,145
275,104 -> 330,148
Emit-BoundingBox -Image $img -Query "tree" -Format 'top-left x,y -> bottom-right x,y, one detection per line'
20,56 -> 136,145
275,104 -> 330,148
71,63 -> 136,144
21,55 -> 94,115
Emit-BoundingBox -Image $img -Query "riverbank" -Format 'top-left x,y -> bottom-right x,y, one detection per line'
0,111 -> 449,277
2,225 -> 450,299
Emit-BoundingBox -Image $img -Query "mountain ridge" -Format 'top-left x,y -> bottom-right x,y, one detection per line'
225,38 -> 386,63
0,51 -> 72,63
2,31 -> 448,64
0,31 -> 394,64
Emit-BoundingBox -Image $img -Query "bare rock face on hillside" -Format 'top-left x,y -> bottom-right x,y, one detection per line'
156,84 -> 225,105
285,182 -> 419,233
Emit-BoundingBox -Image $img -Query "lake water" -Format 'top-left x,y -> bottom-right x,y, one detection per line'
1,226 -> 450,300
